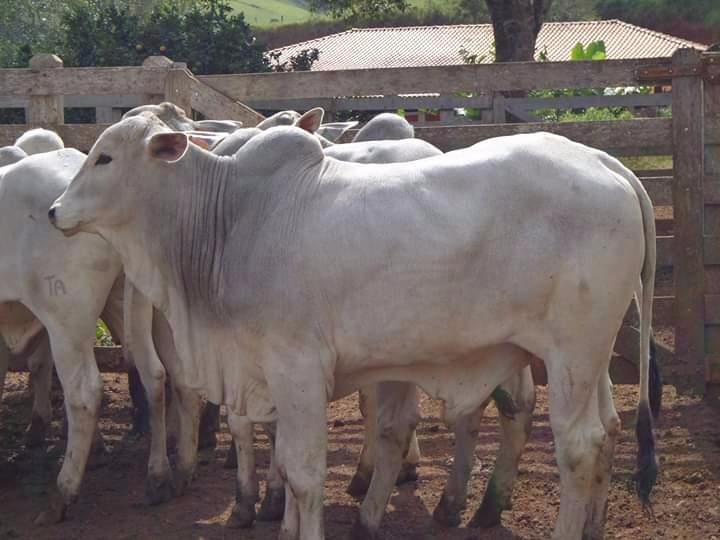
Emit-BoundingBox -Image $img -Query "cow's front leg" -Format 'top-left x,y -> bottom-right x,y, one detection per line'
351,381 -> 419,540
257,422 -> 286,521
226,412 -> 258,528
34,334 -> 101,525
25,334 -> 53,448
268,362 -> 328,540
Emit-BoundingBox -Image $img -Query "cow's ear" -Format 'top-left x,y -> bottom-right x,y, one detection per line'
295,107 -> 324,134
148,132 -> 189,162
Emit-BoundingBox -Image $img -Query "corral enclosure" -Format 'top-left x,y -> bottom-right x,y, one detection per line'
2,47 -> 720,539
1,48 -> 719,393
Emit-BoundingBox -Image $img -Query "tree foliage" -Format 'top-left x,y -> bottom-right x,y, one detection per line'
0,0 -> 318,74
596,0 -> 720,42
61,0 -> 269,74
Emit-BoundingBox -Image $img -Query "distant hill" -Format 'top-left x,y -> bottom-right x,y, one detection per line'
230,0 -> 460,28
229,0 -> 316,27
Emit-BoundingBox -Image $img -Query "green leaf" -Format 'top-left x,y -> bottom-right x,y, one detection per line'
570,42 -> 586,61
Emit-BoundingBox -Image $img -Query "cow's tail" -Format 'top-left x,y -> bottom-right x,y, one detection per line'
623,167 -> 658,509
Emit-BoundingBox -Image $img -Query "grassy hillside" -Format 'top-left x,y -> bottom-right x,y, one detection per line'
230,0 -> 458,28
229,0 -> 316,27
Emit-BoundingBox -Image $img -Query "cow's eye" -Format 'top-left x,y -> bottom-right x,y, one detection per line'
95,153 -> 112,166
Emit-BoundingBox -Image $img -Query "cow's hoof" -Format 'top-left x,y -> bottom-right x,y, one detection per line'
346,472 -> 371,497
25,415 -> 48,449
432,493 -> 463,527
348,518 -> 378,540
257,488 -> 285,522
34,489 -> 67,525
226,499 -> 256,529
395,463 -> 419,486
173,469 -> 193,497
146,470 -> 174,505
468,494 -> 503,529
223,448 -> 238,469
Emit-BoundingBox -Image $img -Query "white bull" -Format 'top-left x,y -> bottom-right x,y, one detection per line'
0,150 -> 202,524
14,128 -> 64,155
206,117 -> 535,528
0,146 -> 27,167
50,115 -> 657,540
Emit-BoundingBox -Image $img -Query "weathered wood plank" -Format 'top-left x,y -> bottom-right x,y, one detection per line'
0,124 -> 107,151
706,113 -> 720,145
642,177 -> 672,206
368,118 -> 673,155
199,57 -> 673,101
505,91 -> 672,112
704,294 -> 720,324
657,236 -> 673,267
703,177 -> 720,203
624,295 -> 675,327
164,69 -> 193,116
187,74 -> 264,126
0,67 -> 168,96
244,94 -> 494,113
633,169 -> 673,178
704,236 -> 720,265
614,325 -> 674,369
672,48 -> 706,393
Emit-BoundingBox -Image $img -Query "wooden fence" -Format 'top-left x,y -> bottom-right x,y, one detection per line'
2,49 -> 719,393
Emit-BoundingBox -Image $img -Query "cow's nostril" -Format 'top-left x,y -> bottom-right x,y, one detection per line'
48,207 -> 56,221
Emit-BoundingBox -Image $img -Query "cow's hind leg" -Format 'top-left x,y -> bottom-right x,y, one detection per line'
348,385 -> 420,497
347,386 -> 378,496
198,401 -> 220,450
351,381 -> 419,540
546,347 -> 611,540
226,412 -> 258,528
470,364 -> 536,528
583,372 -> 620,540
257,422 -> 286,522
34,334 -> 102,525
26,334 -> 52,448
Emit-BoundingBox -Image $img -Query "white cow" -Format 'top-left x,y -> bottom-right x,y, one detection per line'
0,150 -> 201,524
352,112 -> 414,142
50,115 -> 657,540
0,146 -> 27,167
14,128 -> 64,155
123,102 -> 244,134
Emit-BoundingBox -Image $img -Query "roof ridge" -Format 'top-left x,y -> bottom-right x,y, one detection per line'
611,18 -> 708,49
271,27 -> 359,53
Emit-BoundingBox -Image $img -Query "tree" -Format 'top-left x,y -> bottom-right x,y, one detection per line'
308,0 -> 409,21
484,0 -> 553,62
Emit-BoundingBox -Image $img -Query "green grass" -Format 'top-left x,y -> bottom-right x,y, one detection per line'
229,0 -> 456,28
229,0 -> 317,27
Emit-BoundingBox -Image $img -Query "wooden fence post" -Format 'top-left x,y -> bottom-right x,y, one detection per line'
142,56 -> 173,105
672,48 -> 706,393
27,54 -> 64,125
703,51 -> 720,386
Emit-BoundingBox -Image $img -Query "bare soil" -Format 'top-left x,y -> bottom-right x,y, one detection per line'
1,374 -> 720,540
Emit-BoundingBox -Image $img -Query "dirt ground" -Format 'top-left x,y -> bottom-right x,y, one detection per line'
1,373 -> 719,540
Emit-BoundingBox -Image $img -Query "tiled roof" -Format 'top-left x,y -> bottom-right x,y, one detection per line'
271,19 -> 707,71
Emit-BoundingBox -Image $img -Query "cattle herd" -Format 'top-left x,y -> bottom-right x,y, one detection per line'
0,102 -> 662,539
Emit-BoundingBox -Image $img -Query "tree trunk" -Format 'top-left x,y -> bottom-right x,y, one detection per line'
485,0 -> 552,62
485,0 -> 552,120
